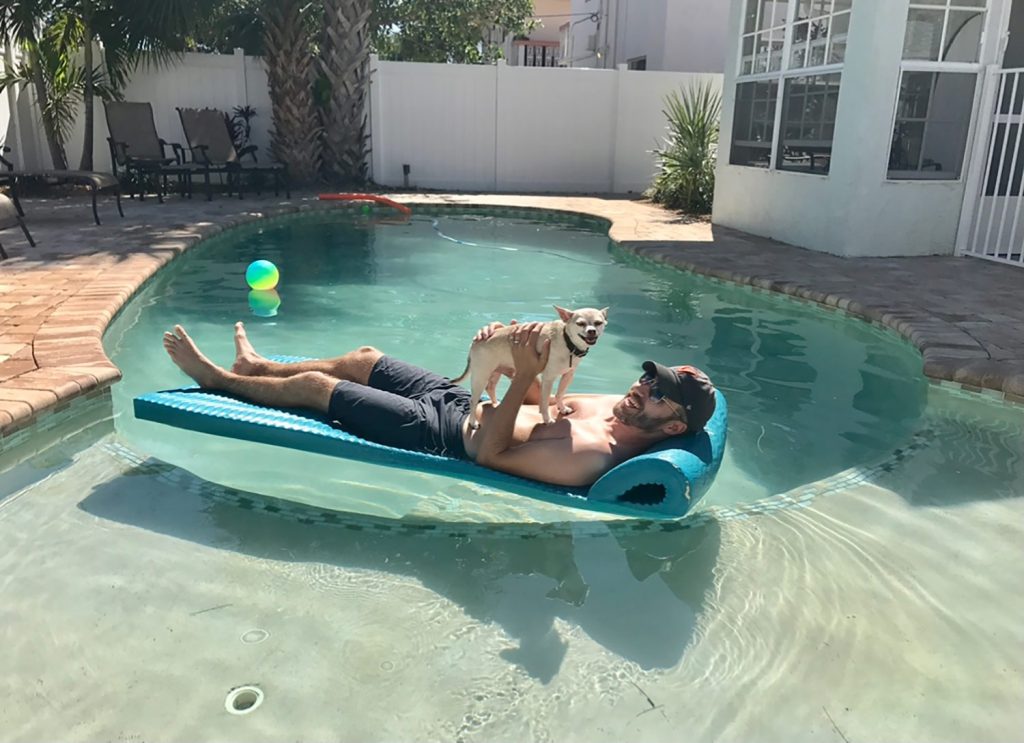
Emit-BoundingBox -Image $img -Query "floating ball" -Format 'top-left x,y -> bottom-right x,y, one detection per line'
361,204 -> 371,215
245,260 -> 279,291
248,289 -> 281,318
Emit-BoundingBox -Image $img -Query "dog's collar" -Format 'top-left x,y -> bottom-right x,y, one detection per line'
563,328 -> 589,364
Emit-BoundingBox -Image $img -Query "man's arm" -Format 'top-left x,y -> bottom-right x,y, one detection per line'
471,320 -> 542,404
472,324 -> 608,487
473,324 -> 547,465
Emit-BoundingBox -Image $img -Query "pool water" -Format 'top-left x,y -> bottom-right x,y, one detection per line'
106,211 -> 928,519
1,209 -> 1022,741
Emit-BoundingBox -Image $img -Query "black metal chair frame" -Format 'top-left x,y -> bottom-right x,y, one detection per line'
0,195 -> 36,261
106,137 -> 204,203
0,147 -> 124,226
176,107 -> 289,201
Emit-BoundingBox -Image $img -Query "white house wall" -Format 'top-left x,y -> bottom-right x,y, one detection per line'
568,0 -> 728,72
661,0 -> 729,74
617,0 -> 670,68
713,0 -> 1008,257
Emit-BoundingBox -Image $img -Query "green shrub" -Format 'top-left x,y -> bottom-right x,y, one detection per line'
647,81 -> 722,214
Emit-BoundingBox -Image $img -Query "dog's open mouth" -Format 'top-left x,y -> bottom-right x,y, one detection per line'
582,336 -> 598,346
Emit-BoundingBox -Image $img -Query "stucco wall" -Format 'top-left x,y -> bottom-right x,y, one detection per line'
661,0 -> 730,74
567,0 -> 728,72
713,0 -> 1008,257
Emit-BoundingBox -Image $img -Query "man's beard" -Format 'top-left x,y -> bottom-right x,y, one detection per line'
613,398 -> 675,433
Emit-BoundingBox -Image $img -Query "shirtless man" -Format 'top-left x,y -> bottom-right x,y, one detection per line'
161,321 -> 717,488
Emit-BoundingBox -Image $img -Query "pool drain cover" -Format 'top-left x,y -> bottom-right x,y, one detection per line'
225,685 -> 264,715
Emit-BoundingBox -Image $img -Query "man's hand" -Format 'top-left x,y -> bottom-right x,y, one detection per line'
508,322 -> 550,379
473,319 -> 518,344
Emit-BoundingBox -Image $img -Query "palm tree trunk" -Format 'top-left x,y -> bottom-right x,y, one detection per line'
79,0 -> 94,171
262,0 -> 322,183
318,0 -> 372,183
28,47 -> 68,170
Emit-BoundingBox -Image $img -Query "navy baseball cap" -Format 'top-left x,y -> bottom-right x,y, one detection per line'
641,361 -> 717,431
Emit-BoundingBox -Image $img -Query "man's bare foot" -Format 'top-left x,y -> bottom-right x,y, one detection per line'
163,325 -> 227,388
230,321 -> 268,375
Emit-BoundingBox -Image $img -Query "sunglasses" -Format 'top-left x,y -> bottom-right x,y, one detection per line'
639,371 -> 688,424
638,371 -> 666,401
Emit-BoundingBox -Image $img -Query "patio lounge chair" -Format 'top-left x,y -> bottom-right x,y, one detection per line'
0,193 -> 35,261
104,100 -> 205,202
0,147 -> 123,226
176,107 -> 289,200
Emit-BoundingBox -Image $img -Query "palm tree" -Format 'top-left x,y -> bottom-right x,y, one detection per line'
319,0 -> 372,182
261,0 -> 322,183
72,0 -> 217,170
0,0 -> 69,168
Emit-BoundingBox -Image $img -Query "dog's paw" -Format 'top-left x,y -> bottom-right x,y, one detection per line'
469,420 -> 481,430
557,403 -> 574,416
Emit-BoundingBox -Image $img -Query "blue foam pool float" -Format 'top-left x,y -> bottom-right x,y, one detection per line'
133,356 -> 727,519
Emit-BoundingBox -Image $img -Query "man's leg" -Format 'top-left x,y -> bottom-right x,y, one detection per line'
230,321 -> 382,384
164,325 -> 337,412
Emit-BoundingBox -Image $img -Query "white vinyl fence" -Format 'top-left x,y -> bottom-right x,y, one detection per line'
370,58 -> 722,193
2,48 -> 271,174
1,48 -> 721,195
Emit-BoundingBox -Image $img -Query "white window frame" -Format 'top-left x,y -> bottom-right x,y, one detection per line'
886,0 -> 990,182
734,0 -> 853,173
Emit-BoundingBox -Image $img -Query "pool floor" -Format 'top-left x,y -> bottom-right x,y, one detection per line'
1,426 -> 1021,742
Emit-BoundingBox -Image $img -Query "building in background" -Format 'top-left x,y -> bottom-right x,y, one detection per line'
561,0 -> 729,72
713,0 -> 1024,264
505,0 -> 573,67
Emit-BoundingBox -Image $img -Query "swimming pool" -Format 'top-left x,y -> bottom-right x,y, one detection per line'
1,207 -> 1021,741
106,208 -> 929,520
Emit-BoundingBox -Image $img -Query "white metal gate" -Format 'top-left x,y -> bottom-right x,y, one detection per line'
959,66 -> 1024,265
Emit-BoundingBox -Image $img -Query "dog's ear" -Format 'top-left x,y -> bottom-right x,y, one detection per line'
553,305 -> 573,322
600,307 -> 609,319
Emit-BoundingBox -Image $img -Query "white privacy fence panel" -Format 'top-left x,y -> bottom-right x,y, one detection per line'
959,66 -> 1024,266
2,48 -> 721,195
371,62 -> 497,191
496,66 -> 616,192
2,48 -> 270,172
372,58 -> 723,193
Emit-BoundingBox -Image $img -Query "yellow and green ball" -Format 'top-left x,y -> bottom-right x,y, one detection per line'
245,260 -> 279,291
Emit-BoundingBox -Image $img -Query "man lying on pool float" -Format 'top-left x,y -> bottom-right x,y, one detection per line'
162,321 -> 716,488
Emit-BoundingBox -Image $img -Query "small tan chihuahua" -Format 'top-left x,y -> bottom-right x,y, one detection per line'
451,306 -> 609,428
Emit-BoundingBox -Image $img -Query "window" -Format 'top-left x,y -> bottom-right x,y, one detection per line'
777,73 -> 841,174
889,72 -> 977,178
731,0 -> 853,174
627,56 -> 647,70
903,0 -> 985,63
888,1 -> 987,179
732,81 -> 779,167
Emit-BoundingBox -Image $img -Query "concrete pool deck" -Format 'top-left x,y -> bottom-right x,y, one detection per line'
1,191 -> 1022,442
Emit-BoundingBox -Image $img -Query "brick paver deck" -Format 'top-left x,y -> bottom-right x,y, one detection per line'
1,191 -> 1022,440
